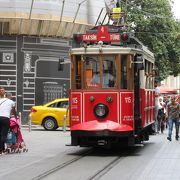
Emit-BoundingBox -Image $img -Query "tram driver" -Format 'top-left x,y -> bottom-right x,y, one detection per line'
102,69 -> 114,88
91,70 -> 114,88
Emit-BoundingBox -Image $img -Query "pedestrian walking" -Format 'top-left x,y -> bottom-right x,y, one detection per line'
167,96 -> 180,141
157,97 -> 166,133
0,87 -> 17,155
154,81 -> 161,133
163,95 -> 169,129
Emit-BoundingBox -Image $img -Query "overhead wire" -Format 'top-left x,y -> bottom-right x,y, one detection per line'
134,32 -> 180,35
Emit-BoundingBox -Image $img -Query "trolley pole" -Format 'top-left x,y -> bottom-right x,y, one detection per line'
19,112 -> 22,129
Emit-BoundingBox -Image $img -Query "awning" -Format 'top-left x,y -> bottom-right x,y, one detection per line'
159,87 -> 178,94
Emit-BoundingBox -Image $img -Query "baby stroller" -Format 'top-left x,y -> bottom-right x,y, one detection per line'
6,117 -> 28,153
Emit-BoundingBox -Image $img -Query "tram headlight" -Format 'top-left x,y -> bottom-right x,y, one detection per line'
94,103 -> 109,118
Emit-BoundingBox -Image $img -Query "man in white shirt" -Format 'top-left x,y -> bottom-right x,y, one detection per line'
154,81 -> 161,133
0,87 -> 17,154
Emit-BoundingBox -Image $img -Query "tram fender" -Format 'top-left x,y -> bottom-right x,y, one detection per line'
71,120 -> 133,132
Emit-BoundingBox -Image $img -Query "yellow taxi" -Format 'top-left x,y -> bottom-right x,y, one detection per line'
29,98 -> 69,130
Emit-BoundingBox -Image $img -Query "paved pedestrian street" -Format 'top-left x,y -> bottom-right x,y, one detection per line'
0,127 -> 180,180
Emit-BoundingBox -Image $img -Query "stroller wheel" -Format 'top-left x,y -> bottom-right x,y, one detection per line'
23,148 -> 28,152
7,148 -> 11,153
25,148 -> 28,152
14,149 -> 19,153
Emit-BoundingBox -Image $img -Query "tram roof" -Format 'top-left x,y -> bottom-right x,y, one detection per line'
70,45 -> 155,63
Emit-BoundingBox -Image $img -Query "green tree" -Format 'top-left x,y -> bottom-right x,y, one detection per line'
123,0 -> 180,80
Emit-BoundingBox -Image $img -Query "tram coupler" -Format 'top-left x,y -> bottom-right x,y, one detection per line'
97,140 -> 107,146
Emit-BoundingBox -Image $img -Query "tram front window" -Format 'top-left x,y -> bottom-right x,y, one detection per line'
85,56 -> 100,88
84,56 -> 116,89
74,55 -> 81,89
102,58 -> 116,88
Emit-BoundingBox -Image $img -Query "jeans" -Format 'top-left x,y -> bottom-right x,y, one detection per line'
0,116 -> 10,151
168,118 -> 179,139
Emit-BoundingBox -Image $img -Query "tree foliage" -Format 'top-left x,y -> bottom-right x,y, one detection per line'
122,0 -> 180,80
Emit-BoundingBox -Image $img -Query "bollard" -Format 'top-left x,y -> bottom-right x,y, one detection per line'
18,112 -> 22,129
63,115 -> 67,132
28,114 -> 32,132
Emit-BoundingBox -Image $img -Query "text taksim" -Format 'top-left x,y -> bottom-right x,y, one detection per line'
82,34 -> 97,41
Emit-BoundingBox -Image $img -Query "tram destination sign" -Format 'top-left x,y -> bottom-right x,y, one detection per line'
82,26 -> 120,43
82,33 -> 120,42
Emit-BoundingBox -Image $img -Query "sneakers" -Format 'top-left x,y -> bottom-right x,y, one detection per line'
167,136 -> 179,141
0,149 -> 8,156
0,150 -> 4,156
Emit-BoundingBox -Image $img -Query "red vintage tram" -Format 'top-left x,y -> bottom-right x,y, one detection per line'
69,25 -> 156,148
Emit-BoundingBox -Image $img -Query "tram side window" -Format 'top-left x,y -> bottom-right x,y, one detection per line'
121,55 -> 127,89
75,56 -> 81,89
145,60 -> 153,89
149,63 -> 153,89
103,57 -> 116,88
145,60 -> 148,88
84,56 -> 100,88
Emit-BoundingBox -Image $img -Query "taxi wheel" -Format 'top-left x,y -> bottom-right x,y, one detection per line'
42,117 -> 58,131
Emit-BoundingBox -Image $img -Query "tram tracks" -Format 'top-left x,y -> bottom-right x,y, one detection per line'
87,156 -> 125,180
32,148 -> 130,180
32,148 -> 94,180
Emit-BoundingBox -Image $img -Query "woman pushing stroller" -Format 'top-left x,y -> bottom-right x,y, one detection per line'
0,87 -> 17,155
